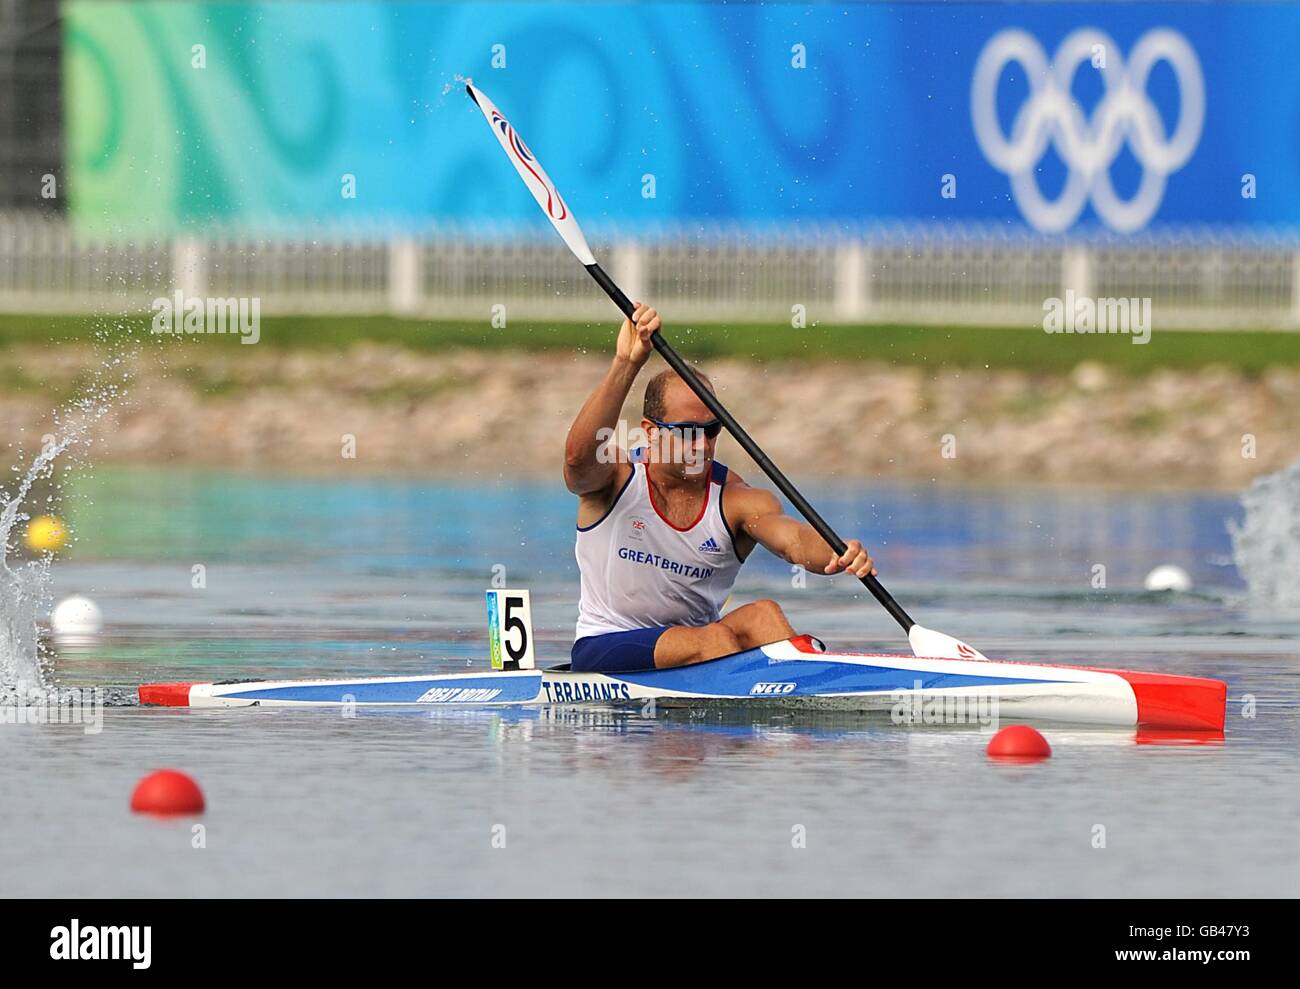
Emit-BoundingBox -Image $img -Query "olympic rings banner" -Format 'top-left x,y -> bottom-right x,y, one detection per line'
64,1 -> 1300,236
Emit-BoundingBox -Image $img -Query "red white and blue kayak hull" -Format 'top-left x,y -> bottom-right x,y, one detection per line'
138,636 -> 1226,730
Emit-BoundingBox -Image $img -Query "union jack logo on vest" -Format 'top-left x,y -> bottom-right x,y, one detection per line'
698,537 -> 723,554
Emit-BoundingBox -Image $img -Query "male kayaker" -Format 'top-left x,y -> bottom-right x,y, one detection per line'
564,302 -> 877,673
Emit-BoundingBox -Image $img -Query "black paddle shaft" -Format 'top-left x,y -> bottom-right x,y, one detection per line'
584,262 -> 916,634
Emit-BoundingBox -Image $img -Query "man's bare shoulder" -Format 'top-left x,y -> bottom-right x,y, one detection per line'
576,460 -> 635,527
720,469 -> 782,522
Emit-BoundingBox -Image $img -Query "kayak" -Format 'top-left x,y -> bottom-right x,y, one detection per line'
138,635 -> 1226,730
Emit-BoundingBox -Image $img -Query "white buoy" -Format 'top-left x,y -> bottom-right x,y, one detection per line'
1144,565 -> 1193,593
51,595 -> 104,635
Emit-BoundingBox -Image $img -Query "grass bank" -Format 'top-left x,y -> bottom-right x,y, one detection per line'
2,314 -> 1299,374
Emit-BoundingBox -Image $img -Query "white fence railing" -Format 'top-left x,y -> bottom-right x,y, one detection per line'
1,213 -> 1297,329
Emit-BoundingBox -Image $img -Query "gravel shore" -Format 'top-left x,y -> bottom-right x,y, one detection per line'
4,343 -> 1296,488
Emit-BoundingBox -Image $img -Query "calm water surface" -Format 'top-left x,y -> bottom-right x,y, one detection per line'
2,468 -> 1296,896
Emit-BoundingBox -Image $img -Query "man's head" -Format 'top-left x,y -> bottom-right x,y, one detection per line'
641,368 -> 720,479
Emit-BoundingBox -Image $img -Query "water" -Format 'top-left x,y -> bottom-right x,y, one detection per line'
2,467 -> 1297,896
1231,461 -> 1300,612
0,319 -> 133,700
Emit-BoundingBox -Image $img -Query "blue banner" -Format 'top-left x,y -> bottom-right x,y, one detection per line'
65,2 -> 1300,235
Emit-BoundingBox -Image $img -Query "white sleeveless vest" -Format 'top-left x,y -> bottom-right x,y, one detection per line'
575,459 -> 743,640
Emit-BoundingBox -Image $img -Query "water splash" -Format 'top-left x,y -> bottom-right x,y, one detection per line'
1229,461 -> 1300,612
0,438 -> 66,696
443,73 -> 474,98
1,328 -> 131,702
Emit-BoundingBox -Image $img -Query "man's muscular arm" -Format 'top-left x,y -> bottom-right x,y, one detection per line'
562,304 -> 661,496
727,478 -> 877,577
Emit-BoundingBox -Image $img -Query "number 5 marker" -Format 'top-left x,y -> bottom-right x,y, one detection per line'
486,589 -> 535,671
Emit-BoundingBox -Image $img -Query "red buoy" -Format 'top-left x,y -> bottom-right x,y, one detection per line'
130,769 -> 205,814
986,725 -> 1052,762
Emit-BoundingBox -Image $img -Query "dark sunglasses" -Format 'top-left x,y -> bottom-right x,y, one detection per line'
647,416 -> 724,440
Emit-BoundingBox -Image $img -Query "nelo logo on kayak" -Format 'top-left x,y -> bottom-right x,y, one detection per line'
751,682 -> 796,695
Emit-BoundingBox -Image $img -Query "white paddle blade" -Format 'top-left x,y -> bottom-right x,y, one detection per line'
908,624 -> 989,661
465,82 -> 597,266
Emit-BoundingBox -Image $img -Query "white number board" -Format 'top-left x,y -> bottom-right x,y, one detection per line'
486,589 -> 535,670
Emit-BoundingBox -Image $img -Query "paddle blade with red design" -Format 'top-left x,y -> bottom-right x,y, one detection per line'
464,81 -> 596,266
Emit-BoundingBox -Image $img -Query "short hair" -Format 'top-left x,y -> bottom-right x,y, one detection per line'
643,367 -> 714,421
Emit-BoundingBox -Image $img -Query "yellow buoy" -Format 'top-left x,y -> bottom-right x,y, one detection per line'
25,515 -> 68,552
